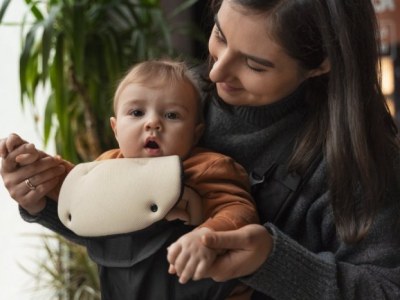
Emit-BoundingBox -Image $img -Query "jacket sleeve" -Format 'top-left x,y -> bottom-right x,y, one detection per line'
241,159 -> 400,300
184,149 -> 259,231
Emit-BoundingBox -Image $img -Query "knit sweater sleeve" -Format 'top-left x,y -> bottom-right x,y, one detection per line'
241,161 -> 400,300
19,199 -> 87,246
184,148 -> 259,231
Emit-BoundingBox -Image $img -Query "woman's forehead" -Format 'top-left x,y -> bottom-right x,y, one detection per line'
216,1 -> 284,60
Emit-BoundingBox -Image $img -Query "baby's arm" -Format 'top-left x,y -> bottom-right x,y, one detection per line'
167,227 -> 220,284
167,150 -> 259,284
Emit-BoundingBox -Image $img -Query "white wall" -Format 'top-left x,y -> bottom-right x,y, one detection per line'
0,1 -> 54,299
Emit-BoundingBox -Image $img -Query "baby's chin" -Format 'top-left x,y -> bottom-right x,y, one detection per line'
120,148 -> 160,158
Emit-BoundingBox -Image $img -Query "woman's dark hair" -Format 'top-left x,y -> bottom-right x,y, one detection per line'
210,0 -> 399,243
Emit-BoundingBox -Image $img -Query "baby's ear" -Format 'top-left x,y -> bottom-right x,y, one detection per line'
110,117 -> 118,137
194,123 -> 205,145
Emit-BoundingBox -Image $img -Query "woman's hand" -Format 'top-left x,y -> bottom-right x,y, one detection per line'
0,134 -> 66,215
200,224 -> 273,281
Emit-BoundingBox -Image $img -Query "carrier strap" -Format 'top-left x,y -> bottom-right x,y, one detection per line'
250,138 -> 323,224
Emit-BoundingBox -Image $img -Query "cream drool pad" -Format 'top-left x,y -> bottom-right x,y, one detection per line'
58,156 -> 182,237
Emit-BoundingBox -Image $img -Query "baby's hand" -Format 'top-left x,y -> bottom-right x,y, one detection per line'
1,133 -> 27,159
15,143 -> 40,166
0,134 -> 39,166
1,133 -> 73,202
167,227 -> 217,284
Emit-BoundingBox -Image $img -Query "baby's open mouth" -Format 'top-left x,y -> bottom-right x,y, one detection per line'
145,140 -> 159,149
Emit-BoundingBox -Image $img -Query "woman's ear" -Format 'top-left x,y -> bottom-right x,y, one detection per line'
308,58 -> 331,78
110,117 -> 118,138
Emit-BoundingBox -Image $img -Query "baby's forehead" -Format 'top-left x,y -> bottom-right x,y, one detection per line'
122,79 -> 196,97
117,80 -> 200,109
134,77 -> 190,89
114,67 -> 201,113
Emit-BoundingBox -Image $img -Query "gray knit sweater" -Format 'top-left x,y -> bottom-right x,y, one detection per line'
199,90 -> 400,300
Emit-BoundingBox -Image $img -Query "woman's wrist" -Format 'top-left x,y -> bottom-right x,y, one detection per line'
23,198 -> 47,216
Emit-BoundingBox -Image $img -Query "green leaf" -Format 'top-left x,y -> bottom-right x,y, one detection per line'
24,0 -> 44,21
101,30 -> 120,84
19,22 -> 41,105
0,0 -> 11,23
43,93 -> 55,146
140,0 -> 159,7
151,9 -> 173,55
72,3 -> 85,81
52,33 -> 67,144
42,5 -> 60,82
169,0 -> 198,19
25,50 -> 41,103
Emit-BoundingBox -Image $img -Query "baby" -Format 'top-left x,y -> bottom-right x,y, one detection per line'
5,59 -> 257,299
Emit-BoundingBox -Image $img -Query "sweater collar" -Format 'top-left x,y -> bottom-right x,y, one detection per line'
214,83 -> 306,128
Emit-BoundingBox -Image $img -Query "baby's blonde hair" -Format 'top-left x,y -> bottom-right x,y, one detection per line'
113,59 -> 203,122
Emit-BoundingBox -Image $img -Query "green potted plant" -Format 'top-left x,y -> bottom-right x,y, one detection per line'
1,0 -> 200,163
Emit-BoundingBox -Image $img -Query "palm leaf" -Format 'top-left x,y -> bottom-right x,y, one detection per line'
42,5 -> 60,81
0,0 -> 11,23
169,0 -> 198,18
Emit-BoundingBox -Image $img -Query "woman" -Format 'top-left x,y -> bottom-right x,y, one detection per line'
2,0 -> 400,299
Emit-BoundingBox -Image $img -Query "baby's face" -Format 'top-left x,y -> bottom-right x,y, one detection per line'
111,81 -> 203,159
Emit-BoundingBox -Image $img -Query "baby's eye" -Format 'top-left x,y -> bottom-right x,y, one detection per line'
165,112 -> 179,120
130,109 -> 144,117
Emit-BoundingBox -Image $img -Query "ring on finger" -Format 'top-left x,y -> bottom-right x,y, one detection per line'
25,178 -> 36,190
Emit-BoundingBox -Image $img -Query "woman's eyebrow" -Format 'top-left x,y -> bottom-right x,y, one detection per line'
214,15 -> 275,69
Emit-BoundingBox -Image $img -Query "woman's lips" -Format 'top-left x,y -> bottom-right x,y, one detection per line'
218,82 -> 242,94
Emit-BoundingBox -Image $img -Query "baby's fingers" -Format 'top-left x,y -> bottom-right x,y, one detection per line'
15,144 -> 40,166
168,264 -> 177,275
178,257 -> 198,284
0,133 -> 26,158
167,243 -> 182,269
193,260 -> 209,281
5,133 -> 27,153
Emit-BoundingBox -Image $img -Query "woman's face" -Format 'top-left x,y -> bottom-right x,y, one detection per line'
209,0 -> 314,106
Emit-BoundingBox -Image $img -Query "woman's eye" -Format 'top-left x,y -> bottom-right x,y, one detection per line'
247,65 -> 266,73
246,60 -> 267,73
130,109 -> 144,117
213,27 -> 226,44
165,112 -> 179,120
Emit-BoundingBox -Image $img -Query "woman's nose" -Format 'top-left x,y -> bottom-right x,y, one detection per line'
209,50 -> 235,82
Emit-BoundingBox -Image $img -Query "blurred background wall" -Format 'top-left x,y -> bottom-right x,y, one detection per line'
0,1 -> 54,299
